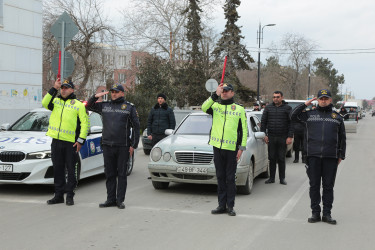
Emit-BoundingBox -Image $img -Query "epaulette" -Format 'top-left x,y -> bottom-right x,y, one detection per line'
126,101 -> 135,106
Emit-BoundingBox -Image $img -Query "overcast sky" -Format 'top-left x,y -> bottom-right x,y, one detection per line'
104,0 -> 375,100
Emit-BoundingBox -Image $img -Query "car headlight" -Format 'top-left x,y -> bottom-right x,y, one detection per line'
27,150 -> 52,159
151,147 -> 162,162
163,152 -> 171,162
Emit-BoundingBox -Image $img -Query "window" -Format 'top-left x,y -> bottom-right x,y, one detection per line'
0,0 -> 3,27
118,73 -> 126,83
119,55 -> 126,67
135,76 -> 140,85
136,58 -> 142,67
89,113 -> 103,127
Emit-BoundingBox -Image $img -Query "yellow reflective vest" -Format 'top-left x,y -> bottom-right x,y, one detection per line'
202,95 -> 247,151
42,88 -> 89,144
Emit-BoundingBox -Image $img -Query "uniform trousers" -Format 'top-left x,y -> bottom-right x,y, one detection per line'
268,136 -> 287,180
306,157 -> 338,215
213,147 -> 237,208
102,145 -> 130,203
51,139 -> 78,198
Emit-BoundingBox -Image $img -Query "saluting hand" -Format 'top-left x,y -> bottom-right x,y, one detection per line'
305,97 -> 317,106
95,91 -> 109,98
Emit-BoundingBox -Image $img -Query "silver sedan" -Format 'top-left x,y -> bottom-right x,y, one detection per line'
148,112 -> 269,194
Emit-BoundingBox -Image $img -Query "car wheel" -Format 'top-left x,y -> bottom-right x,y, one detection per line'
237,161 -> 254,195
259,160 -> 270,178
126,154 -> 134,176
152,181 -> 169,189
143,149 -> 151,155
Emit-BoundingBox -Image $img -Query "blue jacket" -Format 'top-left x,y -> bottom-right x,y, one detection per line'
291,103 -> 346,159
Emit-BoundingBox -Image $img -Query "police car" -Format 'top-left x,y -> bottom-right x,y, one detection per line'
0,108 -> 135,184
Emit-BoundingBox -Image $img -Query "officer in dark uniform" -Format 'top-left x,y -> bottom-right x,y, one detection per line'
291,89 -> 346,225
86,84 -> 140,209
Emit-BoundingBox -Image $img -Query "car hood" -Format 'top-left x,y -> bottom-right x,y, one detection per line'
0,131 -> 52,152
156,134 -> 212,153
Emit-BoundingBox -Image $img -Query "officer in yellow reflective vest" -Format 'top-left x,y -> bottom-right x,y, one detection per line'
42,78 -> 89,206
202,83 -> 247,216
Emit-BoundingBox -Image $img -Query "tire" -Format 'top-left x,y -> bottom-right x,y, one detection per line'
237,161 -> 254,195
259,160 -> 270,178
143,148 -> 151,155
126,155 -> 134,176
152,181 -> 169,189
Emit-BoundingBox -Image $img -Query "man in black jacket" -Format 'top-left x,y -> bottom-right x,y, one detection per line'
86,84 -> 140,209
292,119 -> 306,163
147,93 -> 176,146
291,89 -> 346,225
261,91 -> 293,185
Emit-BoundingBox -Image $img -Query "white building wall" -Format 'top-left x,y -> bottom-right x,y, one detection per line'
0,0 -> 42,125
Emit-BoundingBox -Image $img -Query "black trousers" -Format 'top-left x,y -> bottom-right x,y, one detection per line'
151,134 -> 167,147
293,133 -> 305,160
102,145 -> 130,203
306,157 -> 338,216
51,139 -> 78,198
213,147 -> 237,208
268,136 -> 287,180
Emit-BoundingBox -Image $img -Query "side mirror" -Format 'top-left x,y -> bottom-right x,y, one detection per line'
165,129 -> 174,135
0,123 -> 10,131
254,132 -> 266,139
89,126 -> 102,134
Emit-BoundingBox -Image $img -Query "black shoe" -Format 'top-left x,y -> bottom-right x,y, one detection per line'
293,159 -> 299,163
47,196 -> 64,205
280,179 -> 287,185
211,206 -> 227,214
228,208 -> 236,216
322,215 -> 337,225
308,214 -> 321,223
117,202 -> 125,209
66,197 -> 74,206
99,200 -> 117,208
265,179 -> 275,184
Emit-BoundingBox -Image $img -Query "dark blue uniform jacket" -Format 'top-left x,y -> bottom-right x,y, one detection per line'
291,103 -> 346,159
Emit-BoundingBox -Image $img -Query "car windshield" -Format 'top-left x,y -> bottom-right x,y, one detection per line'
10,111 -> 51,132
175,114 -> 212,135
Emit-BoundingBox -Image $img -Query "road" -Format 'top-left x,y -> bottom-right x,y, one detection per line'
1,117 -> 375,250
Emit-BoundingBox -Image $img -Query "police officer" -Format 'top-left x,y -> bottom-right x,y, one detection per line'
86,84 -> 140,209
202,83 -> 248,216
42,78 -> 89,206
291,89 -> 346,224
147,93 -> 176,146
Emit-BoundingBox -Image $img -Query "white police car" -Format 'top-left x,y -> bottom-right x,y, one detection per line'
0,108 -> 134,184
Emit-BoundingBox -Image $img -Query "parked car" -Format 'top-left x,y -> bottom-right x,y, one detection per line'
0,108 -> 135,184
344,112 -> 358,133
147,112 -> 269,195
141,110 -> 200,155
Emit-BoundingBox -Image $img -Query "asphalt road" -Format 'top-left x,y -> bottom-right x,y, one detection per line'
1,117 -> 375,250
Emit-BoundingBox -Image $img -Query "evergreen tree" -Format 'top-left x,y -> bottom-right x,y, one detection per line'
183,0 -> 203,64
212,0 -> 255,103
313,58 -> 345,104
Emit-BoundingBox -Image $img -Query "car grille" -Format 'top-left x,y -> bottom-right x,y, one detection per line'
172,174 -> 213,180
175,152 -> 213,164
0,151 -> 26,162
0,172 -> 31,181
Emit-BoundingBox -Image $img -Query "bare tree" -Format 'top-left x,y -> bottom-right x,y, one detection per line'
43,0 -> 119,98
120,0 -> 221,61
268,33 -> 317,99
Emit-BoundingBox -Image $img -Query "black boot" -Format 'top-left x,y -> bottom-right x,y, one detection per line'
322,215 -> 337,225
293,151 -> 299,163
265,178 -> 275,184
211,206 -> 227,214
308,213 -> 321,223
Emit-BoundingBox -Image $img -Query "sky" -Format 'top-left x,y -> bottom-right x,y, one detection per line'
104,0 -> 375,100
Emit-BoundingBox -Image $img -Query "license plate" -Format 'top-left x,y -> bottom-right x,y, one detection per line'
177,166 -> 207,174
0,164 -> 13,172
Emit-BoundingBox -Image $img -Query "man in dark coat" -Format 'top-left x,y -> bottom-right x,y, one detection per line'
147,93 -> 176,146
261,91 -> 293,185
292,118 -> 306,163
291,89 -> 346,225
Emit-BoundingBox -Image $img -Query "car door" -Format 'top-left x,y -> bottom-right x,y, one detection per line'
249,115 -> 267,174
79,112 -> 104,176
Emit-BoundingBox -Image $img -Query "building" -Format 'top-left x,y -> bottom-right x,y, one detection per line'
0,0 -> 42,125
